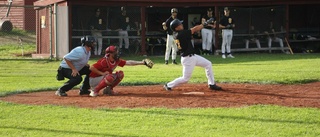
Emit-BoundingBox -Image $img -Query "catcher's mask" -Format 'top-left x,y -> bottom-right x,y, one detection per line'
81,35 -> 96,48
105,45 -> 120,60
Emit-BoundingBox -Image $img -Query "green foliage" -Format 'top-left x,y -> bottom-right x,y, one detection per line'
0,28 -> 34,36
0,44 -> 36,58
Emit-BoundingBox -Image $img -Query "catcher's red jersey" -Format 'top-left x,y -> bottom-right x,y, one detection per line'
89,57 -> 126,78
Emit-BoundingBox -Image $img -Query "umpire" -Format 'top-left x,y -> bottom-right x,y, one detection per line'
55,36 -> 96,96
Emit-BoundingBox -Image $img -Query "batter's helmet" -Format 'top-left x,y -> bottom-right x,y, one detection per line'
81,36 -> 96,47
171,8 -> 178,13
170,19 -> 183,31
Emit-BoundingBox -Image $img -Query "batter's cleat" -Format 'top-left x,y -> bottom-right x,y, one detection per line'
227,54 -> 235,58
89,90 -> 99,97
209,84 -> 222,91
55,89 -> 67,96
163,84 -> 172,91
165,60 -> 168,65
172,60 -> 178,65
222,54 -> 226,59
79,89 -> 90,95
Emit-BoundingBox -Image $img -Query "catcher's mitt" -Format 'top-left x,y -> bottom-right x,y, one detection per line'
143,58 -> 154,69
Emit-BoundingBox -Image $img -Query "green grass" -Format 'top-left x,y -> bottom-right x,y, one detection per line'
0,53 -> 320,136
0,102 -> 319,137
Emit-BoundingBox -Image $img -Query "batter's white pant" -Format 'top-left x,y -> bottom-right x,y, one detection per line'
165,34 -> 177,61
92,31 -> 103,55
245,39 -> 261,49
167,54 -> 216,88
201,28 -> 213,51
89,76 -> 104,91
221,29 -> 233,54
119,30 -> 129,49
267,37 -> 284,52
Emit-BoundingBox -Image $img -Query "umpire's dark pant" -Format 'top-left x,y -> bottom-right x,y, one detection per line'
58,65 -> 91,92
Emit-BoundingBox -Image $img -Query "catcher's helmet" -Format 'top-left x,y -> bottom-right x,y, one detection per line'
170,19 -> 183,31
171,8 -> 178,13
105,45 -> 120,60
105,45 -> 118,54
81,35 -> 96,47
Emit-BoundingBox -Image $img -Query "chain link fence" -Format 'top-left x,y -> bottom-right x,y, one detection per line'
0,2 -> 39,59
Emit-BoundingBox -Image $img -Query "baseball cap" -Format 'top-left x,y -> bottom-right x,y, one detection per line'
224,7 -> 229,11
171,8 -> 178,13
207,8 -> 213,12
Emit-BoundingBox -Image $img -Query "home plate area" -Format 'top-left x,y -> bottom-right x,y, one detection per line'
1,82 -> 319,109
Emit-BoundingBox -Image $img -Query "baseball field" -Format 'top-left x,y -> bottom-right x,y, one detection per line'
0,52 -> 319,136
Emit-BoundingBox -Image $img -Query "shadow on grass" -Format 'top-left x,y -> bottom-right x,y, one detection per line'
101,107 -> 319,125
0,125 -> 137,137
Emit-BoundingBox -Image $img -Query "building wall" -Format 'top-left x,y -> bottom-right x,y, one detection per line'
0,0 -> 37,31
36,7 -> 52,55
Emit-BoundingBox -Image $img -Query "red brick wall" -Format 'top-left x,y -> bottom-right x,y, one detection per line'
0,0 -> 37,31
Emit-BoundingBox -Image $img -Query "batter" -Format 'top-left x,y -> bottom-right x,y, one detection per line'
164,19 -> 222,91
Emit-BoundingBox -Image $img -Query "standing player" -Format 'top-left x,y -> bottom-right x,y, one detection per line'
118,7 -> 130,54
162,8 -> 179,65
219,7 -> 235,59
201,8 -> 216,55
55,36 -> 96,96
163,19 -> 222,91
88,8 -> 105,56
89,45 -> 153,97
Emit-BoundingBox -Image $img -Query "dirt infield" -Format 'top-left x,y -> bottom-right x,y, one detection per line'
1,82 -> 319,109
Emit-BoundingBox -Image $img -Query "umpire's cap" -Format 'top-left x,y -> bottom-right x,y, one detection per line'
170,19 -> 183,31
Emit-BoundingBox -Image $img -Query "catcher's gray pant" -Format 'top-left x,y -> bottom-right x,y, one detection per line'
89,76 -> 104,91
119,30 -> 129,49
167,54 -> 216,88
91,30 -> 103,55
245,39 -> 261,49
201,28 -> 213,51
221,29 -> 233,54
267,37 -> 284,52
165,34 -> 177,61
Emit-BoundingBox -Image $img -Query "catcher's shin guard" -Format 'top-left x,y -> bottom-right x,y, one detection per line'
94,78 -> 108,93
111,71 -> 124,88
100,71 -> 124,91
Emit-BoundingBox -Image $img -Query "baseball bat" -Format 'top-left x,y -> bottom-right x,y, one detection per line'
284,37 -> 294,54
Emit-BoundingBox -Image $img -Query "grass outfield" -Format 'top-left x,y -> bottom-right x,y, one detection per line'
0,53 -> 320,136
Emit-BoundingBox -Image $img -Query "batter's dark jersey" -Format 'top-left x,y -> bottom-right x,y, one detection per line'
173,30 -> 196,57
219,15 -> 234,27
165,16 -> 175,35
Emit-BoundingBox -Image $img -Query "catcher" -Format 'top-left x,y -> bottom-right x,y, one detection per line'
89,45 -> 153,97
